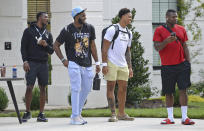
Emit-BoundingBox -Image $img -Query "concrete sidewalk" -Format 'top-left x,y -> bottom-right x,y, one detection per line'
0,117 -> 203,131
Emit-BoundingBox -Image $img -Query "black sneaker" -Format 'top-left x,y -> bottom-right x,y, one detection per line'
37,112 -> 48,122
22,111 -> 31,122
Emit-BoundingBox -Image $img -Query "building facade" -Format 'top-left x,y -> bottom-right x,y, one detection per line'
0,0 -> 204,108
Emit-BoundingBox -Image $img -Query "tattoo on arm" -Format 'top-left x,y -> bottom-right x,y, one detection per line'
107,98 -> 116,113
182,42 -> 190,62
154,41 -> 168,51
154,43 -> 161,51
125,47 -> 132,68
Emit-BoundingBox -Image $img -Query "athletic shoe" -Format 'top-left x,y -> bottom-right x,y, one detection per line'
108,114 -> 118,122
161,118 -> 175,124
70,116 -> 85,125
118,114 -> 134,121
182,118 -> 195,125
22,111 -> 31,122
37,112 -> 48,122
79,115 -> 87,124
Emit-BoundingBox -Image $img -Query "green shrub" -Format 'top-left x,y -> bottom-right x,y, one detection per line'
126,85 -> 156,103
173,87 -> 180,106
0,87 -> 9,111
151,95 -> 204,105
23,87 -> 40,110
188,82 -> 204,97
68,93 -> 71,105
188,95 -> 204,102
162,87 -> 187,106
148,96 -> 166,102
31,87 -> 40,110
114,84 -> 157,108
173,81 -> 204,105
161,86 -> 180,106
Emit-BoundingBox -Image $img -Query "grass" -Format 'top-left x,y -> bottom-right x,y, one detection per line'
0,102 -> 204,119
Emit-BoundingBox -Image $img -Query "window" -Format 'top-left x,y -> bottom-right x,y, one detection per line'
27,0 -> 51,31
152,0 -> 177,70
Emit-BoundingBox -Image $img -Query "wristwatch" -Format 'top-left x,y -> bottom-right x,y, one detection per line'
95,62 -> 100,66
102,63 -> 107,67
61,58 -> 66,63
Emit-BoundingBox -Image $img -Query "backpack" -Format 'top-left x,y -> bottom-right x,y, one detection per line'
101,24 -> 130,50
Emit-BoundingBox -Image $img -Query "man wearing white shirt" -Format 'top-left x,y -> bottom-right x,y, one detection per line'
102,8 -> 134,122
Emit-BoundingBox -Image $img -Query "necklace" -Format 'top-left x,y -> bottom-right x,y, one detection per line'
73,23 -> 83,34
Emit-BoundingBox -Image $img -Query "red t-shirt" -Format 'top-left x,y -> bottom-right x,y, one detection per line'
153,24 -> 188,65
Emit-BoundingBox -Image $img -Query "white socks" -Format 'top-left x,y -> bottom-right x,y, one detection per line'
167,107 -> 174,122
181,106 -> 188,121
167,106 -> 188,122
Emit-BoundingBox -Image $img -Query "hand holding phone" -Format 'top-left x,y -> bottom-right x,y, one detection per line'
171,32 -> 176,37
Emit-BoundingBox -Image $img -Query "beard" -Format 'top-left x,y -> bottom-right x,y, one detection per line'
42,22 -> 47,28
78,17 -> 84,24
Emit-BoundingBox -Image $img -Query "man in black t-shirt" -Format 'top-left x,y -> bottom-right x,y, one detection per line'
53,6 -> 100,125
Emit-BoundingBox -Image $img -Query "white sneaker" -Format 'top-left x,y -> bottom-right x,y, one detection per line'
70,116 -> 85,125
80,115 -> 87,124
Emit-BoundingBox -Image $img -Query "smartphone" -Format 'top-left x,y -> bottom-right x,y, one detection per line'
171,32 -> 176,37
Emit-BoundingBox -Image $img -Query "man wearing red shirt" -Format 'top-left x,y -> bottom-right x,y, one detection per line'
153,9 -> 195,125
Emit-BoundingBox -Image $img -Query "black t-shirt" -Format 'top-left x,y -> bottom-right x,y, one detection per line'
56,23 -> 96,67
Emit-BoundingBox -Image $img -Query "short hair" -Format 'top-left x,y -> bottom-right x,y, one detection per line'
118,8 -> 130,19
36,12 -> 47,21
166,9 -> 177,16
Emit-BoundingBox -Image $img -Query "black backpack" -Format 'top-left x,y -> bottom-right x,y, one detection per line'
101,24 -> 130,50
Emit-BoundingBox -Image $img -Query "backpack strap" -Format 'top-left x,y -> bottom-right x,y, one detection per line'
111,24 -> 119,49
111,25 -> 131,49
162,24 -> 183,46
126,27 -> 131,39
162,24 -> 173,34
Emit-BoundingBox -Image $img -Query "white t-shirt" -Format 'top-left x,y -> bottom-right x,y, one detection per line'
104,23 -> 132,67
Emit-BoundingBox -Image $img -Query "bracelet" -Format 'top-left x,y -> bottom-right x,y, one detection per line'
102,63 -> 107,67
95,62 -> 100,65
61,58 -> 66,63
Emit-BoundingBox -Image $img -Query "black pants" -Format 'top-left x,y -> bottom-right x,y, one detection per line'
161,60 -> 191,94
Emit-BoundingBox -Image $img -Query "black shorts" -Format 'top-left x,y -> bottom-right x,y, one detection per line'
161,60 -> 191,94
25,61 -> 48,86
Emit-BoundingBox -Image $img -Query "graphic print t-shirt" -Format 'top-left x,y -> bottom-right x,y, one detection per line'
56,23 -> 96,67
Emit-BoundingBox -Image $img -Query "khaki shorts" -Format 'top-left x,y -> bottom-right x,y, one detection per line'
104,60 -> 129,81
